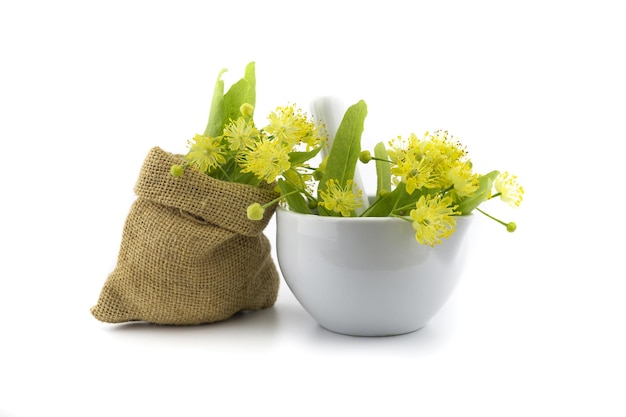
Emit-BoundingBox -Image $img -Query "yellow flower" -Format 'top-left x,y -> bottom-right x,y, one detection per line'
264,105 -> 305,146
494,171 -> 524,207
446,161 -> 479,197
389,131 -> 471,193
264,104 -> 325,149
319,179 -> 363,217
185,134 -> 227,173
223,117 -> 259,151
410,194 -> 459,246
390,150 -> 436,194
239,137 -> 291,183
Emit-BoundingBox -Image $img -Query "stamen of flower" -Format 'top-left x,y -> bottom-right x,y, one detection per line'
494,171 -> 524,207
319,179 -> 363,217
408,194 -> 458,246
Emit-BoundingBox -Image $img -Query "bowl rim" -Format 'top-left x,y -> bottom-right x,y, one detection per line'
275,205 -> 474,223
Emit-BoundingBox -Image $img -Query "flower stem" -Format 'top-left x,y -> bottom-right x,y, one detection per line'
476,207 -> 517,232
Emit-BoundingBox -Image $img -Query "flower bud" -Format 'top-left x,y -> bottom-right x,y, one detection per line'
359,150 -> 372,164
240,103 -> 254,118
506,222 -> 517,233
247,203 -> 265,221
170,164 -> 184,177
313,169 -> 324,181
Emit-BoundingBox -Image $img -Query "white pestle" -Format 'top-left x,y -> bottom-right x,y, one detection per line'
309,96 -> 370,214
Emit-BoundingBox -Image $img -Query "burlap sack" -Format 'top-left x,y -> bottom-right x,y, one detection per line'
91,147 -> 280,325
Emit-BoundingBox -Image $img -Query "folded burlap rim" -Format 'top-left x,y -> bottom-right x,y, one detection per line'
137,147 -> 279,236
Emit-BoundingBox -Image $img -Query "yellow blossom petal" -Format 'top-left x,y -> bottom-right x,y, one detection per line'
494,171 -> 524,207
239,137 -> 291,183
223,117 -> 259,151
319,179 -> 363,217
410,194 -> 459,246
185,134 -> 227,173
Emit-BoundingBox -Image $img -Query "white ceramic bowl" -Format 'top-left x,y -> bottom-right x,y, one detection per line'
276,207 -> 474,336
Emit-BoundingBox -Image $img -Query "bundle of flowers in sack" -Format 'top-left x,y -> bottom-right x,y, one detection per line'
91,62 -> 327,325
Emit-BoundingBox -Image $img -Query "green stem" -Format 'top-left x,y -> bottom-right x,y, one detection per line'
370,156 -> 392,163
262,189 -> 301,209
217,165 -> 233,181
285,170 -> 316,201
476,207 -> 507,227
391,213 -> 412,224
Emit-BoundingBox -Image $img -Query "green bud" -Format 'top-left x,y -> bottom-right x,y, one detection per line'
313,169 -> 324,181
170,164 -> 184,177
359,150 -> 372,164
240,103 -> 254,118
506,222 -> 517,233
308,199 -> 318,209
247,203 -> 265,221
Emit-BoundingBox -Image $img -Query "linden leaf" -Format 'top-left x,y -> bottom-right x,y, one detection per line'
457,170 -> 500,215
361,183 -> 405,217
288,146 -> 323,166
223,62 -> 256,126
278,178 -> 312,214
317,100 -> 367,216
374,141 -> 391,197
204,68 -> 227,137
204,62 -> 256,138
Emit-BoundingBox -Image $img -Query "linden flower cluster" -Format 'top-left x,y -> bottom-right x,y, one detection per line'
172,103 -> 327,197
170,64 -> 523,247
240,99 -> 523,247
363,129 -> 524,246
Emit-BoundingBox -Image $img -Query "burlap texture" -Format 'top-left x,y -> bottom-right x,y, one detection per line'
91,147 -> 280,325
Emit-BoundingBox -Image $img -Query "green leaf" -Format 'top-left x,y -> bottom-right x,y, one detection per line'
223,79 -> 251,124
204,68 -> 227,137
317,100 -> 368,213
374,141 -> 391,197
457,170 -> 500,215
278,179 -> 311,214
223,62 -> 256,127
203,62 -> 256,138
361,182 -> 404,217
288,146 -> 323,166
243,61 -> 256,110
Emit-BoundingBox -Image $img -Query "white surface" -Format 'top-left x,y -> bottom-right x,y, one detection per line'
1,1 -> 625,416
276,208 -> 474,336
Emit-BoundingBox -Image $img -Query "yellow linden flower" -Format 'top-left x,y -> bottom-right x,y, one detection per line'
223,117 -> 259,151
389,135 -> 438,194
446,161 -> 479,198
494,171 -> 524,207
391,155 -> 436,195
319,179 -> 363,217
410,194 -> 459,247
264,104 -> 320,147
425,130 -> 466,162
186,134 -> 227,173
239,137 -> 291,183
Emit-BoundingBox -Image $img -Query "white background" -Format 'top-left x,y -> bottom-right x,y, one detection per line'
1,0 -> 625,416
